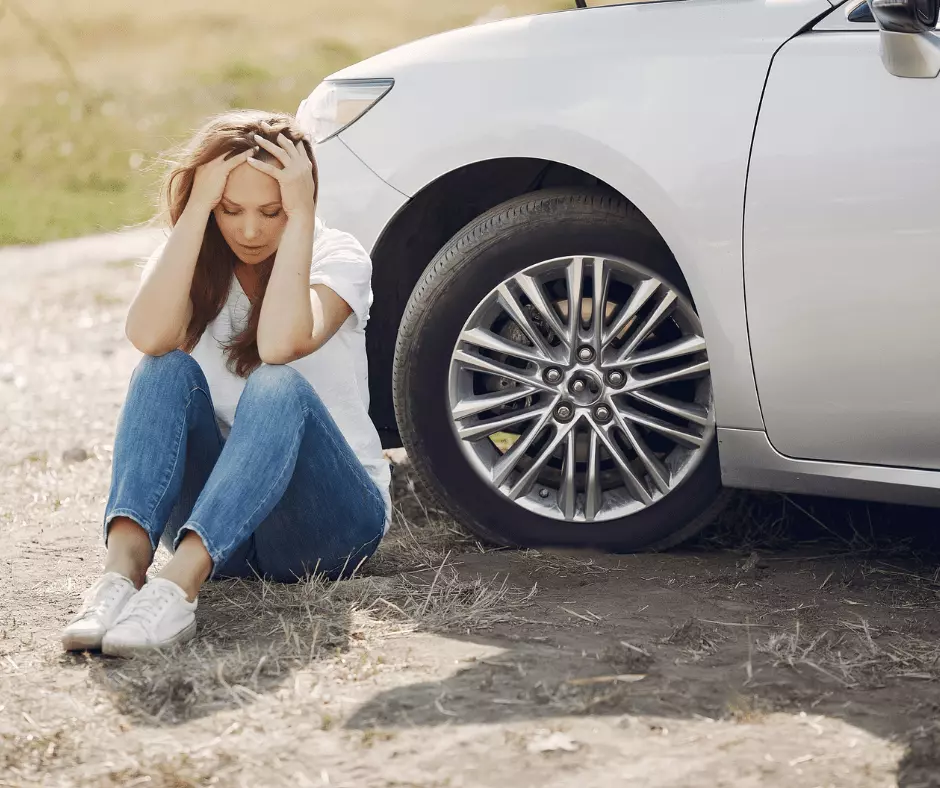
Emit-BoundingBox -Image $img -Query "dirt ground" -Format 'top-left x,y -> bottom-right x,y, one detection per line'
2,242 -> 939,787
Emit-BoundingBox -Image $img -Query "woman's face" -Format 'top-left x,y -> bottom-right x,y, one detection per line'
213,161 -> 288,265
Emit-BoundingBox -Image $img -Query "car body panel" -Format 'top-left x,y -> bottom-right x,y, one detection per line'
327,0 -> 833,434
720,428 -> 940,504
312,136 -> 408,256
744,30 -> 940,470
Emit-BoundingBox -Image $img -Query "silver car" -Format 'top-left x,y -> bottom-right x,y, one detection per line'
298,0 -> 940,550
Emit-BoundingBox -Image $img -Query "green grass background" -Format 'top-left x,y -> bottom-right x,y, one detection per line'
0,0 -> 565,245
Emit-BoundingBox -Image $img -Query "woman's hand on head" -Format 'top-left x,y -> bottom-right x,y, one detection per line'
188,148 -> 256,215
247,132 -> 317,222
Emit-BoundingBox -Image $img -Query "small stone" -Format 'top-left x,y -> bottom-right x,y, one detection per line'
62,447 -> 90,464
526,731 -> 580,753
0,363 -> 14,383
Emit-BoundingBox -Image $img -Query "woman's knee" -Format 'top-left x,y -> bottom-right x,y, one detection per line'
133,349 -> 203,389
241,364 -> 309,409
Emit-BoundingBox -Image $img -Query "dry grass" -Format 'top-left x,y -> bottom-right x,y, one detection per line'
661,617 -> 725,662
691,489 -> 940,566
757,617 -> 940,689
365,460 -> 484,576
89,533 -> 536,725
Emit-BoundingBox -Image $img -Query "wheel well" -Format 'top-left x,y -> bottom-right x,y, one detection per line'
367,157 -> 639,447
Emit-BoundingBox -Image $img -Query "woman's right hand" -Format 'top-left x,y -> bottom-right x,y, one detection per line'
188,148 -> 256,214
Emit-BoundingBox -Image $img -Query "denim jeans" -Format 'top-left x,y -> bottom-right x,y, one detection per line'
103,350 -> 387,582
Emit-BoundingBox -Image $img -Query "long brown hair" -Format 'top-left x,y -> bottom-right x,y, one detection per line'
162,110 -> 320,377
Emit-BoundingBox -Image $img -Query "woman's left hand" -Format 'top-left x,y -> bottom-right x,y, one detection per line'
247,131 -> 317,221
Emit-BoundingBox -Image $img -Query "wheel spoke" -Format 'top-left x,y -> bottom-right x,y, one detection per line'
616,289 -> 677,361
491,404 -> 557,487
609,407 -> 670,495
451,385 -> 537,421
603,278 -> 660,349
452,349 -> 555,392
507,417 -> 579,500
622,359 -> 710,392
456,403 -> 550,442
585,428 -> 602,521
619,404 -> 705,448
459,326 -> 551,366
558,426 -> 578,520
588,420 -> 654,506
627,389 -> 709,427
514,273 -> 569,350
565,257 -> 586,360
496,283 -> 556,361
590,257 -> 609,351
611,335 -> 706,370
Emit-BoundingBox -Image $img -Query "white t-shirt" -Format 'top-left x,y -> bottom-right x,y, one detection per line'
142,219 -> 392,527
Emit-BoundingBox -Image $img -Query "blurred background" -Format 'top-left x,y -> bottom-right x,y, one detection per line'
0,0 -> 568,246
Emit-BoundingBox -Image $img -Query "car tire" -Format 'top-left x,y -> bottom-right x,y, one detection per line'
393,189 -> 728,552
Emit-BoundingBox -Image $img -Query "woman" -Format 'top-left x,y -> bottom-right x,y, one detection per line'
61,111 -> 391,657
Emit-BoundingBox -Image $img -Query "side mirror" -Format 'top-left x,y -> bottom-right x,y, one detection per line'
871,0 -> 938,33
871,0 -> 940,78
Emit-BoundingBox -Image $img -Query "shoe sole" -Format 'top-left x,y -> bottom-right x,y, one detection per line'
61,631 -> 104,652
101,620 -> 198,658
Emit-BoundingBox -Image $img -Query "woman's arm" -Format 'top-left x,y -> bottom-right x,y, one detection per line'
250,133 -> 354,364
126,149 -> 254,356
256,214 -> 353,364
125,205 -> 204,356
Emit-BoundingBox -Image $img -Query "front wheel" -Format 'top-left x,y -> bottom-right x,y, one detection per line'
393,190 -> 728,552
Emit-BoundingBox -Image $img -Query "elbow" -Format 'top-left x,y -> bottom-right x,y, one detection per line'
257,339 -> 301,366
125,320 -> 179,358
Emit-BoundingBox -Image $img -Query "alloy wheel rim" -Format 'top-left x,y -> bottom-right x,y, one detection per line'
447,255 -> 714,522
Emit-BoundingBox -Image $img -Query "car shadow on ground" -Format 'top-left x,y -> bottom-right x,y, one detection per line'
341,544 -> 939,786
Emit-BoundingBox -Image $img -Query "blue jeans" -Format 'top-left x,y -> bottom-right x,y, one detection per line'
103,350 -> 387,582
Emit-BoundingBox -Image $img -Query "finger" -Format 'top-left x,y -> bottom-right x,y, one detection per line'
245,157 -> 282,179
276,133 -> 301,160
253,134 -> 290,167
294,140 -> 311,163
223,147 -> 256,169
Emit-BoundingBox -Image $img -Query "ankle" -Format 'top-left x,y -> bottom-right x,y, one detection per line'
155,566 -> 202,602
157,533 -> 212,602
104,517 -> 153,589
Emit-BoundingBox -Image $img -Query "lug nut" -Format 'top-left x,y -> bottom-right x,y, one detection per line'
577,346 -> 595,363
593,404 -> 612,423
544,367 -> 563,385
605,370 -> 626,388
554,403 -> 574,421
571,379 -> 586,394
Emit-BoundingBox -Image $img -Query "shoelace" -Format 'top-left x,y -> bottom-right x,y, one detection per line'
117,585 -> 178,628
78,578 -> 128,620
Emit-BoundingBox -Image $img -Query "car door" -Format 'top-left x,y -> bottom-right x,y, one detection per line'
743,7 -> 940,470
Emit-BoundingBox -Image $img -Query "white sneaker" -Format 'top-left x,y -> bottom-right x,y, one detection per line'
61,572 -> 138,652
101,578 -> 197,657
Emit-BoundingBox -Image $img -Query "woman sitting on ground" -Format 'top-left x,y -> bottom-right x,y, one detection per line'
61,110 -> 391,656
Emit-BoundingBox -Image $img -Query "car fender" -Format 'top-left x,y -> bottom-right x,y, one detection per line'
335,0 -> 834,430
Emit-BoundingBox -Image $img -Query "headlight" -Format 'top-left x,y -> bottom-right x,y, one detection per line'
297,78 -> 394,144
